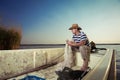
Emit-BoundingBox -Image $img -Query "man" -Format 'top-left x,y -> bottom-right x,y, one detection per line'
65,24 -> 90,71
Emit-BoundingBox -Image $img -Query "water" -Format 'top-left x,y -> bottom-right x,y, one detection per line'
20,44 -> 120,51
96,44 -> 120,51
20,44 -> 65,49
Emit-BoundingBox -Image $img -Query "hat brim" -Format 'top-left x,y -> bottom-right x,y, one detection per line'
69,27 -> 82,30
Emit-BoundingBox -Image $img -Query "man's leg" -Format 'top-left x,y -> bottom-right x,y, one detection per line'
79,45 -> 90,71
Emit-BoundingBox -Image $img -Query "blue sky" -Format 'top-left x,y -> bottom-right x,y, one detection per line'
0,0 -> 120,44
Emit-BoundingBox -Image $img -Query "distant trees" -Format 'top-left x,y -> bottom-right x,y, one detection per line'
0,25 -> 22,50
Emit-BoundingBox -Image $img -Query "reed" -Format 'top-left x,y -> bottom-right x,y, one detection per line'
0,25 -> 22,50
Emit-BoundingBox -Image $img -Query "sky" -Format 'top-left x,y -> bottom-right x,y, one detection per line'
0,0 -> 120,44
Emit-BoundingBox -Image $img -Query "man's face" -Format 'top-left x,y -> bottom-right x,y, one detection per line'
71,29 -> 77,34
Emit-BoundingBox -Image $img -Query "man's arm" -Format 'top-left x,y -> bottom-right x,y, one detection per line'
67,40 -> 86,46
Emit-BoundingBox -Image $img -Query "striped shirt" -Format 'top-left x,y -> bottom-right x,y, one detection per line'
72,32 -> 89,46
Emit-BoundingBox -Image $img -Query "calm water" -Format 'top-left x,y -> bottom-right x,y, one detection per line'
96,44 -> 120,51
20,44 -> 120,51
20,44 -> 65,49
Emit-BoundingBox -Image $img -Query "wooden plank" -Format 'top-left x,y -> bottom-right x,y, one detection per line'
82,49 -> 114,80
1,62 -> 57,80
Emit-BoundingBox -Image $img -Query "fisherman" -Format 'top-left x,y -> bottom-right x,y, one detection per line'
64,24 -> 91,71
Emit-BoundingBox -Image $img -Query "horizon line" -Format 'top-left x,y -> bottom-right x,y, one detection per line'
20,43 -> 120,45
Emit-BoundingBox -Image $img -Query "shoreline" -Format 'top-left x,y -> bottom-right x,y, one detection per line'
20,43 -> 120,46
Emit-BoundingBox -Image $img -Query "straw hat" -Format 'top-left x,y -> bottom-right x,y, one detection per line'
69,24 -> 82,30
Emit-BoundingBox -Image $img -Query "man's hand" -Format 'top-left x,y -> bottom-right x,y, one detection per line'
66,40 -> 86,46
66,40 -> 74,46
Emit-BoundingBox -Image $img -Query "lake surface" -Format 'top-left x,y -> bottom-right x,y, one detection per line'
20,44 -> 120,51
20,44 -> 65,49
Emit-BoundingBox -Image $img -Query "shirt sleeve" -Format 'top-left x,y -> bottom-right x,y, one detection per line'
81,32 -> 87,41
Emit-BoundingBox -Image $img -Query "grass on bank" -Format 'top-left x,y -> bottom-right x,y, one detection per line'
0,25 -> 22,50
